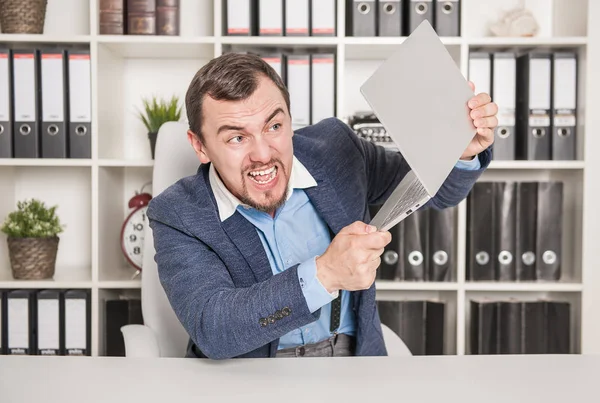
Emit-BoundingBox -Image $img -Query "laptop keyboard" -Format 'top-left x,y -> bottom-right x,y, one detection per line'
376,175 -> 428,230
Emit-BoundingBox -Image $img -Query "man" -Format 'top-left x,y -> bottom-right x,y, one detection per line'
147,52 -> 497,360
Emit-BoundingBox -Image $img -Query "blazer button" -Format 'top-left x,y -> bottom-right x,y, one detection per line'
274,310 -> 283,320
259,318 -> 268,327
268,315 -> 276,324
282,307 -> 292,316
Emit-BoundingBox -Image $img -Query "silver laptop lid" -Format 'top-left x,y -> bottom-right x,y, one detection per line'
360,20 -> 476,196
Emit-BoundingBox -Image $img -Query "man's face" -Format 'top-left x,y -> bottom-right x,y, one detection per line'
188,75 -> 293,215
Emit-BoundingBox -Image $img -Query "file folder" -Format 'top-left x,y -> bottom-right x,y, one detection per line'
0,290 -> 5,354
515,182 -> 537,281
258,0 -> 283,36
36,290 -> 62,355
224,0 -> 255,35
434,0 -> 460,36
499,300 -> 522,354
311,0 -> 336,36
552,52 -> 577,160
64,290 -> 90,356
348,0 -> 376,36
0,47 -> 12,158
470,299 -> 498,354
378,1 -> 403,36
403,209 -> 428,281
523,301 -> 546,354
536,181 -> 563,281
6,290 -> 35,355
428,206 -> 456,281
12,49 -> 40,158
516,52 -> 552,160
546,300 -> 570,354
493,181 -> 516,281
468,51 -> 491,101
40,49 -> 68,158
310,53 -> 335,124
285,0 -> 309,36
466,182 -> 495,281
67,49 -> 92,159
408,0 -> 433,34
492,52 -> 517,160
287,54 -> 310,130
105,298 -> 144,356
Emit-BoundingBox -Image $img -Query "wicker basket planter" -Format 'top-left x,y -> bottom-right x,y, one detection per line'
7,236 -> 59,280
0,0 -> 48,34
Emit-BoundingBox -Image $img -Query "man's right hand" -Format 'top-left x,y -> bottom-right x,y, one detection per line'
315,221 -> 392,293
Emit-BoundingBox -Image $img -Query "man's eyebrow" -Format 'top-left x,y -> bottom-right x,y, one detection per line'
217,124 -> 244,136
265,108 -> 284,124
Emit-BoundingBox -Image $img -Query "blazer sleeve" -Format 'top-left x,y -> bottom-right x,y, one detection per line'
335,118 -> 492,209
148,202 -> 321,360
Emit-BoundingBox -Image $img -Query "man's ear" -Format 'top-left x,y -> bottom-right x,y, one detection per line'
187,130 -> 211,164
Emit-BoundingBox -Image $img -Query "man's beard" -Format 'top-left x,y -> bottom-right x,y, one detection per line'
239,158 -> 289,214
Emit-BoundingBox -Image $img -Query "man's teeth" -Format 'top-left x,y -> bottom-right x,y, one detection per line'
249,166 -> 276,177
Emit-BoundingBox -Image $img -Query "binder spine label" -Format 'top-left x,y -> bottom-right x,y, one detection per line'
529,114 -> 550,127
0,52 -> 9,121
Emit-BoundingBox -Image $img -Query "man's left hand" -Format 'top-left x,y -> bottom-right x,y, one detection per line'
460,81 -> 498,160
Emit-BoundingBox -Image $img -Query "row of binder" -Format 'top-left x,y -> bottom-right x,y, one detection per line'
224,0 -> 336,36
369,204 -> 457,282
470,299 -> 571,355
348,0 -> 460,37
0,47 -> 92,159
0,289 -> 90,356
469,50 -> 578,161
467,181 -> 563,283
377,300 -> 445,355
237,49 -> 336,129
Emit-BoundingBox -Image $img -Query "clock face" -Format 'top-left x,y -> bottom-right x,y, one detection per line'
122,206 -> 147,270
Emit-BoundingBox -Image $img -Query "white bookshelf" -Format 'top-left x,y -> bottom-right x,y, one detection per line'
0,0 -> 598,357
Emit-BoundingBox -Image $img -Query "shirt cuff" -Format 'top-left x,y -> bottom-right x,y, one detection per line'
297,256 -> 338,314
455,155 -> 481,171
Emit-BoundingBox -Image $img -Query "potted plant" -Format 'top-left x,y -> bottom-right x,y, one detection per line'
1,199 -> 64,280
137,94 -> 182,159
0,0 -> 48,34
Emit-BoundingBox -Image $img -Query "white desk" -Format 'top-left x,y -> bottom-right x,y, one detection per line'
0,354 -> 597,402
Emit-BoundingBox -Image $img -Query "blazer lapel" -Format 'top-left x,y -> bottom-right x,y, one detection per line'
221,211 -> 273,283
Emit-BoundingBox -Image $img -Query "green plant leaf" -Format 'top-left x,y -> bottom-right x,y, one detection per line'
0,198 -> 65,238
137,94 -> 182,133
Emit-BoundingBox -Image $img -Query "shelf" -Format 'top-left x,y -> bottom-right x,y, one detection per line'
98,268 -> 141,289
221,36 -> 338,46
0,158 -> 93,167
98,36 -> 215,59
467,36 -> 587,47
98,159 -> 154,167
464,282 -> 583,292
0,34 -> 91,44
0,268 -> 92,289
376,281 -> 459,291
344,36 -> 462,46
488,160 -> 585,170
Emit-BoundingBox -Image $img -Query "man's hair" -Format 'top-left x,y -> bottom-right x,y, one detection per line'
185,52 -> 291,142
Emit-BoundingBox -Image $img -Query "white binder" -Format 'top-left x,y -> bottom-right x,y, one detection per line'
287,54 -> 310,130
259,0 -> 283,35
285,0 -> 309,36
311,0 -> 336,36
311,54 -> 335,124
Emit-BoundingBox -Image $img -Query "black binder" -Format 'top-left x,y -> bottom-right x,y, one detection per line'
546,300 -> 570,354
105,298 -> 144,356
0,289 -> 5,355
408,0 -> 433,34
378,1 -> 403,36
5,290 -> 36,355
493,181 -> 516,281
35,289 -> 63,355
536,181 -> 563,281
347,0 -> 376,36
63,289 -> 91,356
551,52 -> 577,161
434,0 -> 460,36
40,48 -> 68,158
12,49 -> 41,158
403,209 -> 428,280
428,206 -> 456,281
66,49 -> 92,159
0,47 -> 13,158
470,299 -> 498,354
515,182 -> 538,281
498,300 -> 522,354
467,182 -> 495,281
523,300 -> 547,354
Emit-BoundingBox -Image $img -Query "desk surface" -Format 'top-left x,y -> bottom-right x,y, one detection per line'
0,354 -> 598,402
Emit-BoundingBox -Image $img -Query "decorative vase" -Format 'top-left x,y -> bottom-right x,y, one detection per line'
148,131 -> 158,159
7,236 -> 59,280
0,0 -> 48,34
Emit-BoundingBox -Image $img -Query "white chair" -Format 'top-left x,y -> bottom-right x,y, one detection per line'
120,121 -> 411,358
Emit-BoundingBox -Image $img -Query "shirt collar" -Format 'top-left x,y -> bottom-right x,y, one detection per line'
209,156 -> 317,222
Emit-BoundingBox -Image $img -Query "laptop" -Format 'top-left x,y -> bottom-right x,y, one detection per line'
360,20 -> 477,232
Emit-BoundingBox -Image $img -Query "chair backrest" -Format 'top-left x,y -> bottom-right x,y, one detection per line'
142,121 -> 199,357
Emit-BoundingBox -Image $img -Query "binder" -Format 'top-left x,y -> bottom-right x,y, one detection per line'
434,0 -> 460,36
6,290 -> 35,355
285,0 -> 309,36
498,300 -> 522,354
378,1 -> 403,37
536,181 -> 563,281
492,52 -> 517,160
470,300 -> 498,354
286,54 -> 310,130
408,0 -> 433,34
36,290 -> 62,355
40,49 -> 68,158
224,0 -> 255,35
63,289 -> 91,356
383,222 -> 404,280
546,300 -> 570,354
12,49 -> 41,158
261,53 -> 284,82
403,209 -> 428,281
348,0 -> 376,36
552,52 -> 577,160
311,0 -> 336,36
258,0 -> 283,36
0,290 -> 5,355
105,298 -> 144,356
523,301 -> 547,354
515,182 -> 537,281
468,51 -> 491,101
466,182 -> 495,281
0,47 -> 12,158
516,52 -> 552,160
425,301 -> 445,355
310,53 -> 335,124
428,206 -> 456,281
67,49 -> 92,159
493,181 -> 516,281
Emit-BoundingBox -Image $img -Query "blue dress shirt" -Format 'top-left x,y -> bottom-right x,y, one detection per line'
236,156 -> 480,350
